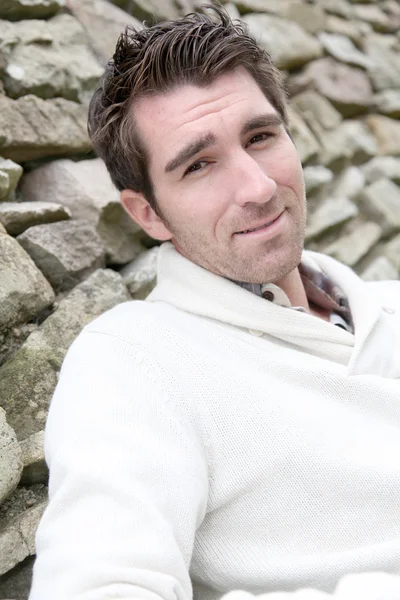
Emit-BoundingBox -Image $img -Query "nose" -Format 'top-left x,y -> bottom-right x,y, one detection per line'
231,151 -> 277,207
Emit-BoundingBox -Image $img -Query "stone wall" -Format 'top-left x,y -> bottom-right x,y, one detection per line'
0,0 -> 399,598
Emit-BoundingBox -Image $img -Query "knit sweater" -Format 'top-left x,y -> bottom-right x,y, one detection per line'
30,242 -> 400,600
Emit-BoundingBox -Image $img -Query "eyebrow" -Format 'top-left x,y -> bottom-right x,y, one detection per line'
164,113 -> 283,174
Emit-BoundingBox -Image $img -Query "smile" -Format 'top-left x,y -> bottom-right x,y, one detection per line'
235,212 -> 283,235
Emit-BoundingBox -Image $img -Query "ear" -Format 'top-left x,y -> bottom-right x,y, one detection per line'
120,189 -> 172,241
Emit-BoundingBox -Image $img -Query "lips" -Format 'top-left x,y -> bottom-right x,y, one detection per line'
235,212 -> 282,235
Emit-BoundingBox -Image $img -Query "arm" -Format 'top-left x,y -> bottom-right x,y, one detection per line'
29,328 -> 208,600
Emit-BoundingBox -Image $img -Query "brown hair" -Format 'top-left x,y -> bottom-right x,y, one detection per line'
88,4 -> 288,211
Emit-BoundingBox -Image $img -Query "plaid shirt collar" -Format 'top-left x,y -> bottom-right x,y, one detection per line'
237,260 -> 354,333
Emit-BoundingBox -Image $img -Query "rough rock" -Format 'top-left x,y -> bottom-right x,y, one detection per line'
303,165 -> 333,194
383,234 -> 400,271
305,196 -> 359,241
0,268 -> 130,441
317,120 -> 377,170
229,0 -> 301,17
352,3 -> 398,33
126,0 -> 181,21
317,0 -> 353,19
66,0 -> 143,65
242,14 -> 322,70
20,159 -> 143,265
20,431 -> 47,485
0,158 -> 23,202
0,94 -> 91,163
323,15 -> 371,44
0,15 -> 104,103
0,555 -> 34,600
0,407 -> 22,505
120,246 -> 159,299
0,0 -> 64,20
0,201 -> 70,236
366,115 -> 400,156
361,156 -> 400,184
364,38 -> 400,91
287,107 -> 320,164
296,57 -> 373,117
17,220 -> 106,292
0,231 -> 54,333
358,178 -> 400,235
284,3 -> 325,34
324,221 -> 382,266
373,90 -> 400,118
328,166 -> 365,199
318,32 -> 372,69
290,90 -> 342,133
0,490 -> 47,576
361,256 -> 399,281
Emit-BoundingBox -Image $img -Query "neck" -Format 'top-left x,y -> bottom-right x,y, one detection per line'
274,267 -> 310,311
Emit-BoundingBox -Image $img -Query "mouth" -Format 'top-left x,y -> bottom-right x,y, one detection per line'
235,212 -> 283,235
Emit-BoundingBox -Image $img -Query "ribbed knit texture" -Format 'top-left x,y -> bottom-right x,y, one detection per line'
30,243 -> 400,600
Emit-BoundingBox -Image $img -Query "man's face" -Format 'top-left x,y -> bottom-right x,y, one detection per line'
132,67 -> 307,284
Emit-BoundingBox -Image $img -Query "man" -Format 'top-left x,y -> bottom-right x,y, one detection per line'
29,6 -> 400,600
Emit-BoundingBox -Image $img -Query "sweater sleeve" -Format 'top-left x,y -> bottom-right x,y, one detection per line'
221,572 -> 400,599
29,328 -> 208,600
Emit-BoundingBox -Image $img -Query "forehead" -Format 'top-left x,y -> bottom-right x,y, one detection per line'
132,68 -> 278,159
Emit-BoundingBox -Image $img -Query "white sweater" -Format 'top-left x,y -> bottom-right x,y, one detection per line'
30,243 -> 400,600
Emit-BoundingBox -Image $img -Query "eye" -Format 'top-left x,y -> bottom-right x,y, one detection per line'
184,160 -> 208,176
246,132 -> 275,147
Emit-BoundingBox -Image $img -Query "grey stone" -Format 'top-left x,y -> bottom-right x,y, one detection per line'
381,0 -> 400,17
364,38 -> 400,91
0,173 -> 10,203
361,157 -> 400,185
0,231 -> 54,333
230,0 -> 301,17
0,0 -> 64,20
120,246 -> 159,299
284,3 -> 326,34
305,196 -> 359,241
0,495 -> 47,576
358,178 -> 400,235
0,15 -> 104,104
323,15 -> 372,44
0,408 -> 22,505
66,0 -> 143,65
0,268 -> 130,441
352,3 -> 398,33
329,166 -> 366,199
318,32 -> 372,69
20,159 -> 144,265
0,95 -> 91,164
317,120 -> 377,170
383,234 -> 400,271
366,115 -> 400,156
324,221 -> 382,266
287,107 -> 320,165
0,202 -> 70,236
317,0 -> 354,19
242,14 -> 322,70
373,90 -> 400,118
0,556 -> 34,600
20,431 -> 47,485
297,57 -> 373,117
303,165 -> 333,194
17,220 -> 106,292
127,0 -> 180,21
361,256 -> 398,281
290,90 -> 342,133
0,158 -> 23,202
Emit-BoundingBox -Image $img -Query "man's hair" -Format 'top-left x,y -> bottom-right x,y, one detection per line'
88,4 -> 288,211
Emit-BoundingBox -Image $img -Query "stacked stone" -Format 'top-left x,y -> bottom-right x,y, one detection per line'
0,0 -> 400,598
